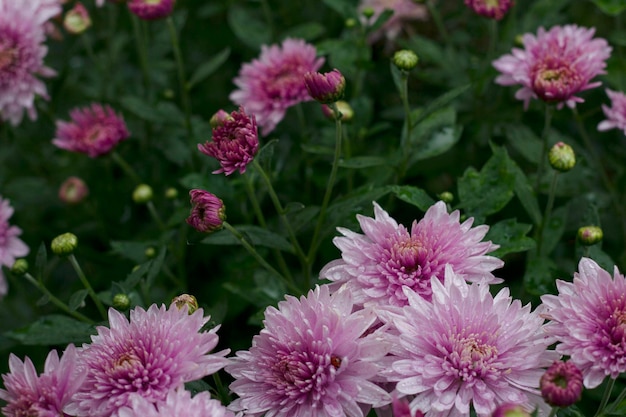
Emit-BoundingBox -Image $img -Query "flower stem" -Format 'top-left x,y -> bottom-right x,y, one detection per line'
166,16 -> 193,139
68,254 -> 108,320
547,407 -> 558,417
594,377 -> 616,417
535,104 -> 553,192
131,13 -> 151,93
307,103 -> 343,280
23,273 -> 95,324
223,221 -> 300,295
426,0 -> 451,45
604,385 -> 626,415
147,201 -> 167,232
111,151 -> 142,185
398,69 -> 412,178
536,170 -> 559,256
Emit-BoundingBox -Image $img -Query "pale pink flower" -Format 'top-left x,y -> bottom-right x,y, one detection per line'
0,196 -> 29,297
598,89 -> 626,135
230,38 -> 324,136
359,0 -> 428,45
118,388 -> 235,417
464,0 -> 514,20
52,103 -> 130,158
320,201 -> 503,307
0,344 -> 85,417
66,304 -> 230,417
493,25 -> 611,110
379,267 -> 559,417
226,285 -> 392,417
0,0 -> 62,125
540,257 -> 626,388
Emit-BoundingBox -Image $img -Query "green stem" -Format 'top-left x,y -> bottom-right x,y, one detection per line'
131,14 -> 151,93
23,273 -> 95,324
594,377 -> 616,417
307,103 -> 343,281
111,151 -> 142,185
223,222 -> 300,294
426,0 -> 451,45
547,407 -> 558,417
147,201 -> 167,232
166,16 -> 193,138
536,171 -> 559,256
68,254 -> 108,320
398,70 -> 412,178
535,104 -> 553,192
604,385 -> 626,415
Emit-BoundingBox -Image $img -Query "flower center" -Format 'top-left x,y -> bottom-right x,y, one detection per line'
0,36 -> 18,76
447,333 -> 499,382
393,238 -> 426,273
531,61 -> 582,102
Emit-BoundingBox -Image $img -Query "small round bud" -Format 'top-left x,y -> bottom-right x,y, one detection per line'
577,225 -> 603,246
548,141 -> 576,172
321,100 -> 354,122
63,2 -> 91,35
59,176 -> 89,204
345,18 -> 357,28
540,361 -> 583,407
514,34 -> 524,46
491,404 -> 532,417
112,293 -> 131,310
186,190 -> 226,233
362,7 -> 375,19
172,294 -> 199,314
163,89 -> 175,99
132,184 -> 153,204
393,50 -> 419,71
11,259 -> 29,276
304,69 -> 346,104
438,191 -> 454,204
164,187 -> 178,199
144,247 -> 156,259
51,233 -> 78,256
209,109 -> 234,129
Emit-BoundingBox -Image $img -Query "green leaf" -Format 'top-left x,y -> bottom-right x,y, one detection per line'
391,185 -> 436,211
110,241 -> 151,264
120,96 -> 161,122
5,315 -> 95,346
227,4 -> 271,49
410,85 -> 470,128
539,205 -> 568,257
412,125 -> 462,162
286,204 -> 320,233
146,246 -> 167,287
524,256 -> 557,296
326,186 -> 393,227
283,23 -> 326,41
68,289 -> 89,311
122,261 -> 152,290
338,156 -> 388,169
505,124 -> 542,164
321,0 -> 357,18
188,48 -> 231,90
202,225 -> 294,253
485,219 -> 536,258
35,242 -> 47,281
591,0 -> 626,15
301,144 -> 334,155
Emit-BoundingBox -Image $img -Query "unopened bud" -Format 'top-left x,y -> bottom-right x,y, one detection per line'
165,187 -> 178,199
172,294 -> 199,314
345,18 -> 357,28
112,293 -> 131,310
144,247 -> 156,259
540,361 -> 583,407
577,226 -> 603,246
132,184 -> 153,204
11,259 -> 29,276
491,403 -> 532,417
362,7 -> 375,19
438,191 -> 454,204
304,69 -> 346,104
51,233 -> 78,256
393,50 -> 419,71
59,176 -> 89,204
209,109 -> 234,129
321,100 -> 354,122
548,142 -> 576,172
63,2 -> 91,34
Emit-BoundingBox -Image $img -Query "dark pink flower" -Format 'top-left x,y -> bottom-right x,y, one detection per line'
53,103 -> 130,158
493,25 -> 611,110
128,0 -> 175,20
304,69 -> 345,104
0,196 -> 29,297
465,0 -> 514,20
230,38 -> 324,136
186,189 -> 226,233
540,361 -> 583,407
198,106 -> 259,175
0,344 -> 85,417
598,89 -> 626,135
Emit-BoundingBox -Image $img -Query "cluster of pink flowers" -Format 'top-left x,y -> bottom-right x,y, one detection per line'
0,196 -> 29,297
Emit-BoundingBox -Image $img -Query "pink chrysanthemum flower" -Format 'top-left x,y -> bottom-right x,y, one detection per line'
230,38 -> 324,136
52,103 -> 130,158
65,304 -> 230,417
320,201 -> 503,307
464,0 -> 514,20
359,0 -> 428,45
0,0 -> 61,125
186,189 -> 226,233
493,25 -> 611,110
540,257 -> 626,389
379,267 -> 559,417
304,69 -> 346,104
540,361 -> 583,408
0,196 -> 29,297
0,344 -> 85,417
598,89 -> 626,135
197,106 -> 259,175
226,285 -> 392,417
128,0 -> 175,20
118,388 -> 235,417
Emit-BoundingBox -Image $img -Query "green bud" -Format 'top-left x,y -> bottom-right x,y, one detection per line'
172,294 -> 199,314
51,233 -> 78,256
438,191 -> 454,204
321,100 -> 354,122
112,293 -> 131,310
361,7 -> 375,19
11,259 -> 29,276
549,142 -> 576,172
132,184 -> 153,204
163,89 -> 175,99
393,50 -> 419,71
144,247 -> 156,259
577,226 -> 603,246
345,18 -> 357,28
165,187 -> 178,199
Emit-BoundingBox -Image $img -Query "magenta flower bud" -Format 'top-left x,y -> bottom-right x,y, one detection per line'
304,69 -> 346,104
198,106 -> 259,176
540,361 -> 584,407
491,403 -> 532,417
128,0 -> 175,20
465,0 -> 514,20
58,176 -> 89,204
186,190 -> 226,233
321,100 -> 354,122
392,395 -> 424,417
209,109 -> 234,128
63,2 -> 91,34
